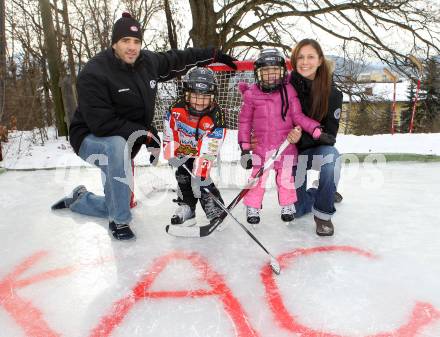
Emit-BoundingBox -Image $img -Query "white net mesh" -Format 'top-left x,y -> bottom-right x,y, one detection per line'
152,62 -> 256,133
138,63 -> 261,196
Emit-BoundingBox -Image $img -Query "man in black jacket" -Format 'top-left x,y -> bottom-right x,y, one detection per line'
51,12 -> 236,241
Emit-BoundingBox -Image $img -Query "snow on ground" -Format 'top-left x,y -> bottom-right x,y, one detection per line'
1,128 -> 439,170
1,129 -> 440,337
1,162 -> 440,337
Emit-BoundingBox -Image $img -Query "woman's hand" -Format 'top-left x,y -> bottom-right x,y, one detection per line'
287,126 -> 302,144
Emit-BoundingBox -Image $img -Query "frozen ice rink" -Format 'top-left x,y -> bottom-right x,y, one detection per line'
1,162 -> 440,337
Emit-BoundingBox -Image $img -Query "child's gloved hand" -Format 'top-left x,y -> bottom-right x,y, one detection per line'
240,150 -> 253,170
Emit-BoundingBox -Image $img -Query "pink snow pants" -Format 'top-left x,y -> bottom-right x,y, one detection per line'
243,166 -> 296,209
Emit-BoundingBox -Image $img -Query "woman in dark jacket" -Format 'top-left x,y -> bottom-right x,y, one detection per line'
289,39 -> 343,236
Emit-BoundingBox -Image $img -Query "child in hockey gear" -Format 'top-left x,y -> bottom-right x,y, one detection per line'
163,66 -> 226,226
238,48 -> 335,225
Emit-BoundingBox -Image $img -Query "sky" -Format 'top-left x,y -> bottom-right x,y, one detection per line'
132,1 -> 440,60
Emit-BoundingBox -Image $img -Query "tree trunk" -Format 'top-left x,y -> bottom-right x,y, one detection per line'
164,0 -> 178,49
61,0 -> 76,84
188,0 -> 219,48
52,0 -> 64,72
39,0 -> 68,136
41,56 -> 53,126
0,0 -> 5,123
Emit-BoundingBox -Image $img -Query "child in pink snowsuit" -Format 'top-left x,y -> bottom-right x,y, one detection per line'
238,48 -> 329,225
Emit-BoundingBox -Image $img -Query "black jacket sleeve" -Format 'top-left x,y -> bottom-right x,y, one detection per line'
297,85 -> 343,151
152,47 -> 216,82
323,85 -> 343,138
76,71 -> 148,142
210,105 -> 226,129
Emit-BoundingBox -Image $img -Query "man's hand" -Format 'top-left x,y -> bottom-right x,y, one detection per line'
214,49 -> 237,70
146,127 -> 161,165
287,126 -> 302,144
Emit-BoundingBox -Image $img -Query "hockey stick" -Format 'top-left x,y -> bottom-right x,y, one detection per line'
166,139 -> 290,238
182,164 -> 281,275
383,68 -> 397,134
407,55 -> 424,133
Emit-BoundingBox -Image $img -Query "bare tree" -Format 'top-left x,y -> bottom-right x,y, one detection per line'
5,0 -> 54,132
61,0 -> 76,83
5,0 -> 440,136
0,0 -> 5,123
68,0 -> 119,65
188,0 -> 218,47
185,0 -> 440,68
163,0 -> 178,49
39,0 -> 67,136
120,0 -> 166,49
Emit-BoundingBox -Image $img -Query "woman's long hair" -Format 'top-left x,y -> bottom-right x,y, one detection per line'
290,39 -> 331,122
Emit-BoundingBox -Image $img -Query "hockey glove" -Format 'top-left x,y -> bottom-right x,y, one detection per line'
318,132 -> 336,146
214,49 -> 237,70
146,127 -> 161,165
240,150 -> 253,170
312,127 -> 336,146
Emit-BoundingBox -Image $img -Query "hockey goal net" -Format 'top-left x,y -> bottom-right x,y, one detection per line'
135,61 -> 293,197
152,61 -> 258,132
151,60 -> 292,163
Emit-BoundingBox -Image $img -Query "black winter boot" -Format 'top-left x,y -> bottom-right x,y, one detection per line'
51,185 -> 87,210
171,204 -> 196,226
109,221 -> 135,240
314,216 -> 334,236
247,207 -> 260,225
280,204 -> 295,222
334,191 -> 343,203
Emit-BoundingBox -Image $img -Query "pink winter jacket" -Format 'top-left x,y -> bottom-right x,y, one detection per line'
238,80 -> 320,168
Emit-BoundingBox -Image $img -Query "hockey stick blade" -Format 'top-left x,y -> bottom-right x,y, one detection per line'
166,139 -> 291,238
204,186 -> 282,275
177,164 -> 282,275
165,224 -> 201,237
270,257 -> 281,275
166,192 -> 241,237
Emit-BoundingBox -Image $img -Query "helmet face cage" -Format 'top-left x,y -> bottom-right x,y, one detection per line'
183,67 -> 218,116
254,49 -> 287,92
